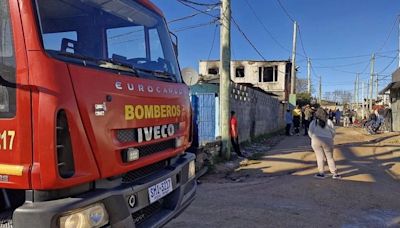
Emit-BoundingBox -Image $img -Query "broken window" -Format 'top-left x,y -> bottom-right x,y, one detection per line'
235,67 -> 245,78
208,67 -> 219,75
258,66 -> 278,82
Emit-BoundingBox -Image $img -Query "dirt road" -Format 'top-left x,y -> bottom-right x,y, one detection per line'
166,128 -> 400,228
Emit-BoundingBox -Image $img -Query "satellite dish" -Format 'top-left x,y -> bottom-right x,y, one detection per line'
181,67 -> 199,86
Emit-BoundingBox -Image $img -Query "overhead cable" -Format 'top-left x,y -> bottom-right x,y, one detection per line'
177,0 -> 219,19
231,16 -> 267,61
168,5 -> 219,24
178,0 -> 220,7
275,0 -> 295,23
243,0 -> 292,54
173,18 -> 219,32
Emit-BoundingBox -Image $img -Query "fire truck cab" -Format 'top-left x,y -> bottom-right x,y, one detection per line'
0,0 -> 196,227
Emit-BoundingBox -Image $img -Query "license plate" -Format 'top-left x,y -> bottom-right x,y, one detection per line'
148,178 -> 173,204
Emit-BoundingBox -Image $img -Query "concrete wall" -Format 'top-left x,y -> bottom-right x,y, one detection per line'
199,60 -> 291,101
229,82 -> 285,142
393,68 -> 400,82
390,68 -> 400,131
391,88 -> 400,131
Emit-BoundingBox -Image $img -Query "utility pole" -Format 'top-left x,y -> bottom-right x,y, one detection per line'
362,80 -> 365,118
369,54 -> 375,111
353,75 -> 357,109
318,76 -> 322,104
356,73 -> 360,107
220,0 -> 231,160
376,77 -> 379,100
398,17 -> 400,68
290,21 -> 297,96
307,58 -> 311,94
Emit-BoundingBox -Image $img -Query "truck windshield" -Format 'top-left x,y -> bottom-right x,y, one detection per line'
34,0 -> 181,82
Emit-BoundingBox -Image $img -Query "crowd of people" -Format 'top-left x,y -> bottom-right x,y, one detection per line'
231,104 -> 393,179
283,104 -> 393,179
285,104 -> 393,136
285,105 -> 344,136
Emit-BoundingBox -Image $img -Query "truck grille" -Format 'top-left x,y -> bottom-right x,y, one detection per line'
121,139 -> 176,163
138,139 -> 175,157
122,160 -> 168,183
0,210 -> 13,228
132,200 -> 163,226
117,129 -> 136,143
116,124 -> 179,144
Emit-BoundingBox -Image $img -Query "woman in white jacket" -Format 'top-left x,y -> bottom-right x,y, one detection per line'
308,108 -> 341,179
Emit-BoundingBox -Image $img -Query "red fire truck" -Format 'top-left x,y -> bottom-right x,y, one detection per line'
0,0 -> 196,227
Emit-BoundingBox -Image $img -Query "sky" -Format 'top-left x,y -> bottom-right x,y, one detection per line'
152,0 -> 400,98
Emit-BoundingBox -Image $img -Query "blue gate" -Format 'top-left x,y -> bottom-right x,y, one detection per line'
192,93 -> 216,145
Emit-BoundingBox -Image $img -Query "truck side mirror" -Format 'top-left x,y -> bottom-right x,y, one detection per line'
170,31 -> 178,57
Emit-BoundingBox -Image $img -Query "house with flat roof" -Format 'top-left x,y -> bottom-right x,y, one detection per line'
199,60 -> 292,101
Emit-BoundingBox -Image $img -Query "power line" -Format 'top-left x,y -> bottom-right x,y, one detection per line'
168,5 -> 219,24
231,16 -> 266,60
178,0 -> 220,7
313,60 -> 370,69
243,0 -> 292,54
177,0 -> 220,19
173,18 -> 219,32
377,55 -> 397,74
311,49 -> 398,61
207,24 -> 218,60
377,15 -> 400,52
275,0 -> 295,23
297,26 -> 308,58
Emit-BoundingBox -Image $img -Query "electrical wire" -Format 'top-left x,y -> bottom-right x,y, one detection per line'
297,26 -> 308,58
231,16 -> 266,60
377,15 -> 400,52
313,60 -> 370,69
168,5 -> 218,24
377,55 -> 397,74
243,0 -> 292,54
176,0 -> 220,19
178,0 -> 220,7
275,0 -> 295,23
173,18 -> 219,32
207,24 -> 218,60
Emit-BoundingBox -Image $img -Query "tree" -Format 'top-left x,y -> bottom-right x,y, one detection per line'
325,90 -> 352,104
296,77 -> 315,94
296,78 -> 308,94
296,92 -> 312,106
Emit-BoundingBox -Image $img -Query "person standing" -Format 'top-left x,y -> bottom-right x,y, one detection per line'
285,109 -> 293,136
303,105 -> 313,136
335,108 -> 341,126
343,109 -> 350,127
328,109 -> 334,121
230,111 -> 244,157
308,108 -> 341,179
292,105 -> 302,136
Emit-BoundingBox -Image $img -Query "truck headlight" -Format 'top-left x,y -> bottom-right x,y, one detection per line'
59,203 -> 109,228
175,136 -> 185,148
188,160 -> 196,179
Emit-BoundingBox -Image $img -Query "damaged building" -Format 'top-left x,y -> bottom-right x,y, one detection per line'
199,60 -> 292,101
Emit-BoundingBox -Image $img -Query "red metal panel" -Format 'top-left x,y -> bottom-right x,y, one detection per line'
27,52 -> 101,190
69,64 -> 191,178
0,0 -> 32,189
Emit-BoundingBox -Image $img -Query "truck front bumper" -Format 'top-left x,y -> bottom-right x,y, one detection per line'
12,153 -> 196,228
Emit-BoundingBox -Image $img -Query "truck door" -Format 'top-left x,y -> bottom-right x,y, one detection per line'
0,0 -> 32,189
